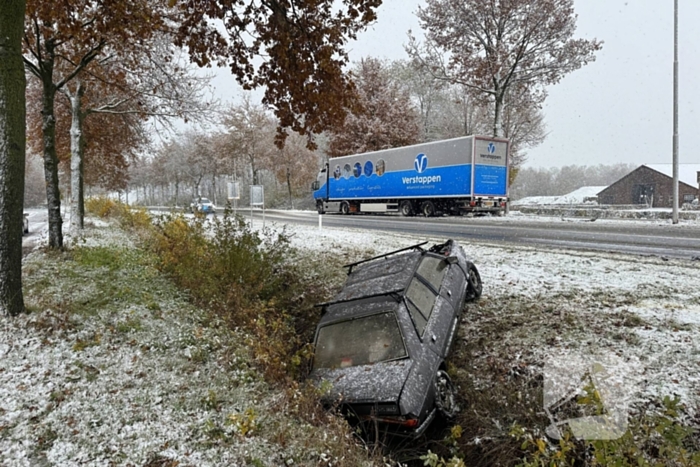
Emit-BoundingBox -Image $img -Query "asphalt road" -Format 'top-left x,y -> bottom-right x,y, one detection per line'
243,209 -> 700,260
22,207 -> 700,260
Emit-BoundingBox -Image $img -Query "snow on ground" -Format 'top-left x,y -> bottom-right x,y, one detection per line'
277,221 -> 700,417
513,186 -> 607,206
7,222 -> 354,466
5,213 -> 700,465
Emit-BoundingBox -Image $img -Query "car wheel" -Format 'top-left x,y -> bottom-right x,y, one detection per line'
340,201 -> 350,215
464,263 -> 482,302
435,370 -> 459,420
316,201 -> 325,215
421,201 -> 436,217
399,200 -> 414,217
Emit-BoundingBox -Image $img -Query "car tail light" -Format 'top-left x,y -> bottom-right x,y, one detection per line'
362,415 -> 419,428
401,418 -> 419,428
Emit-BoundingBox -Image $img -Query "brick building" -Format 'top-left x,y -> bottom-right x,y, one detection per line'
597,164 -> 700,208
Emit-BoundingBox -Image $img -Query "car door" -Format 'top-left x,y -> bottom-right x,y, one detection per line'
407,255 -> 455,358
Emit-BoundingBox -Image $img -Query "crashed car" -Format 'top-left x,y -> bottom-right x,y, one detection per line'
309,239 -> 482,436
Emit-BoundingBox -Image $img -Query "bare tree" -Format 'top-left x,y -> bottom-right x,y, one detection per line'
220,96 -> 277,186
327,57 -> 422,157
408,0 -> 601,140
0,0 -> 26,316
60,36 -> 216,231
23,0 -> 170,248
269,132 -> 319,208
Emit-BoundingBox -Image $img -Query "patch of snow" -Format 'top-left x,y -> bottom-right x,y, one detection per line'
513,186 -> 607,206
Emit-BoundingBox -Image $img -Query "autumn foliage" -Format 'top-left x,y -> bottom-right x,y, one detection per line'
327,58 -> 422,158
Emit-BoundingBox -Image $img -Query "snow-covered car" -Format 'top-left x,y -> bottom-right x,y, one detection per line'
23,213 -> 29,235
309,239 -> 482,437
190,197 -> 215,214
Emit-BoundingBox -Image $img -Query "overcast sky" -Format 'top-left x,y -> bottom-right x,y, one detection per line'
211,0 -> 700,169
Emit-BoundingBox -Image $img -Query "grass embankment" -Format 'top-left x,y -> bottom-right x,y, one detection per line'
11,198 -> 698,466
7,200 -> 377,466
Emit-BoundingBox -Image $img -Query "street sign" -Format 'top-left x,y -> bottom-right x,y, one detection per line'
250,185 -> 264,206
227,182 -> 240,200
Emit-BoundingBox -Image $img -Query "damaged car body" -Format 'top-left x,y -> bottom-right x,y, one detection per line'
309,239 -> 482,436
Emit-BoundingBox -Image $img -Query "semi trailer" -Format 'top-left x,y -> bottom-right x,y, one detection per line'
311,135 -> 510,216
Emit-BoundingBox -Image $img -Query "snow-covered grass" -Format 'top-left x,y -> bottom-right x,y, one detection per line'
280,222 -> 700,412
6,221 -> 370,467
278,222 -> 700,463
6,213 -> 700,465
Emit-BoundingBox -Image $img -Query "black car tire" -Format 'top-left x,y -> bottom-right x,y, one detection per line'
464,263 -> 482,302
421,201 -> 436,217
316,201 -> 325,215
399,200 -> 414,217
435,370 -> 459,420
340,201 -> 350,215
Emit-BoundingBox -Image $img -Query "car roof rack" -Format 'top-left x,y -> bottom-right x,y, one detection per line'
343,241 -> 428,275
315,289 -> 404,310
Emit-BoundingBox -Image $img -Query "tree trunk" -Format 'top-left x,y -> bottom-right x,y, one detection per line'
286,167 -> 294,209
68,81 -> 86,231
0,0 -> 26,317
212,173 -> 217,205
39,45 -> 64,248
493,88 -> 504,138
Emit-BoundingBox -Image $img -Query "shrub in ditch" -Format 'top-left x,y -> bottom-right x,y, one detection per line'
147,210 -> 324,383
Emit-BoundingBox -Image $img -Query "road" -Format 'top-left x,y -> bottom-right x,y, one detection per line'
242,209 -> 700,260
24,207 -> 700,260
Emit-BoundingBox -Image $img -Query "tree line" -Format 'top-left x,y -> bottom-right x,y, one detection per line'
2,0 -> 601,317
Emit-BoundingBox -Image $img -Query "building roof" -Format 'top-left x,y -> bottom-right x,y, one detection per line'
644,164 -> 700,188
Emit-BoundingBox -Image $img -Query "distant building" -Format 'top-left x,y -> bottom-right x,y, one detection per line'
597,164 -> 700,208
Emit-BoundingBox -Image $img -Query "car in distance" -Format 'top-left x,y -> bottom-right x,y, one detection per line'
190,197 -> 216,214
309,239 -> 482,437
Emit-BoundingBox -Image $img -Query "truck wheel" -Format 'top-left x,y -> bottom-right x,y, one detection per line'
421,201 -> 436,217
340,201 -> 350,215
316,201 -> 325,215
399,201 -> 414,217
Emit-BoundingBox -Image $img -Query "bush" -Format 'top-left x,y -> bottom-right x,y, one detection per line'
85,197 -> 120,218
147,209 -> 324,383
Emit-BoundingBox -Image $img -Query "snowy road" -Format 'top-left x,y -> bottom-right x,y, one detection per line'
241,209 -> 700,260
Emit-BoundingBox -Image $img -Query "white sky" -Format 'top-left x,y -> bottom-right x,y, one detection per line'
209,0 -> 700,169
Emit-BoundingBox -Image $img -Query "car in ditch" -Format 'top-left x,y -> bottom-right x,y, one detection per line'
309,239 -> 482,437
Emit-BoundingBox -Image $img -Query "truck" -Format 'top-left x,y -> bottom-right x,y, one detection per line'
311,135 -> 510,216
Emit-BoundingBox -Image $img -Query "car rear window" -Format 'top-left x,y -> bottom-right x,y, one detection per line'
314,312 -> 407,369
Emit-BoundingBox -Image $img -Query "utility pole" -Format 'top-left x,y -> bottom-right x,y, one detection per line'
672,0 -> 679,224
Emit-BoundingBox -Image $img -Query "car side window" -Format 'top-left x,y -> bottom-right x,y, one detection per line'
416,256 -> 448,292
406,277 -> 435,336
406,256 -> 449,337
